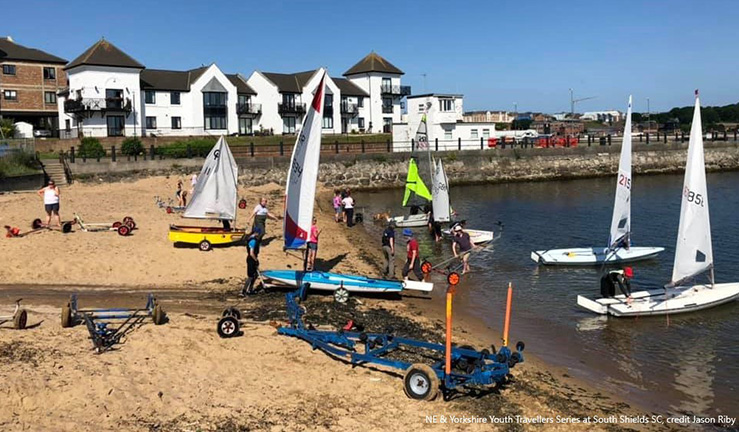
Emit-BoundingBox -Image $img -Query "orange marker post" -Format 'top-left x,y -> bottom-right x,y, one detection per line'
445,285 -> 456,376
502,282 -> 513,347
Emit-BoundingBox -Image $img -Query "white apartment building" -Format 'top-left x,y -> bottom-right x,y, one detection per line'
57,42 -> 409,138
581,110 -> 623,123
393,94 -> 497,151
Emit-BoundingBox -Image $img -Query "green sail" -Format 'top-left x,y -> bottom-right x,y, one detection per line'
402,157 -> 432,207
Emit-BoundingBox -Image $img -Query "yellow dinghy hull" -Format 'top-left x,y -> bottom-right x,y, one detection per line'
168,225 -> 246,251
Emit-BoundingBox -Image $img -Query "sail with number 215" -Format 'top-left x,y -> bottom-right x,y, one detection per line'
283,70 -> 326,249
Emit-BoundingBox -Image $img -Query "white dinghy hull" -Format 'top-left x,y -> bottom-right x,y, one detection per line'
388,214 -> 428,227
577,283 -> 739,317
531,246 -> 664,265
442,228 -> 494,244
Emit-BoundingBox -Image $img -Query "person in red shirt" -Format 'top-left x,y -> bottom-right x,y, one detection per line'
402,229 -> 423,281
306,217 -> 321,271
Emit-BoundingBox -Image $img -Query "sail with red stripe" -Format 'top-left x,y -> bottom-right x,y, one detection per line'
284,70 -> 326,249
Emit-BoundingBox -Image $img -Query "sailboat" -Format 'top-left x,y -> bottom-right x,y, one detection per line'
578,91 -> 739,316
531,96 -> 664,265
168,136 -> 246,251
433,158 -> 495,244
261,71 -> 433,298
388,115 -> 433,227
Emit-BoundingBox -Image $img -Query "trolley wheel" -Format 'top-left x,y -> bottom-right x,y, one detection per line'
126,220 -> 136,230
32,218 -> 43,229
221,307 -> 242,320
447,271 -> 460,286
112,221 -> 122,228
238,199 -> 247,209
123,216 -> 134,224
516,341 -> 525,352
13,309 -> 27,330
117,225 -> 130,236
199,240 -> 211,251
403,363 -> 439,401
61,304 -> 72,328
421,260 -> 432,274
334,288 -> 349,304
153,304 -> 166,325
62,221 -> 73,233
166,206 -> 173,214
217,316 -> 239,338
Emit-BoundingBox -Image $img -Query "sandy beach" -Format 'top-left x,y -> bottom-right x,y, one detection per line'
0,175 -> 666,431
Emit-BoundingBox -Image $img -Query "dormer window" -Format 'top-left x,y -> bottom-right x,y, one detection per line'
440,99 -> 454,112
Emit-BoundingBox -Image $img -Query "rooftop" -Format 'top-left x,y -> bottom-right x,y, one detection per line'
407,93 -> 463,99
261,70 -> 318,93
0,36 -> 66,64
332,77 -> 369,97
343,52 -> 403,76
65,39 -> 145,70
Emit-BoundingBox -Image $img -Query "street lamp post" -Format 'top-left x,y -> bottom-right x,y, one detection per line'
646,97 -> 650,132
513,102 -> 517,130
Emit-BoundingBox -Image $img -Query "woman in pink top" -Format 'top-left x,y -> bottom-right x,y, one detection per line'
332,190 -> 343,223
306,217 -> 321,271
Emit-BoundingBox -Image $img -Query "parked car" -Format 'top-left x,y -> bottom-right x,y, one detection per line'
33,129 -> 52,138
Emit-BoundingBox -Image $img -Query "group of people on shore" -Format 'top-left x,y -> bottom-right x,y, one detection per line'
332,189 -> 356,227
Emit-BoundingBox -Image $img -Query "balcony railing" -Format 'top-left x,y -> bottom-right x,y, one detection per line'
64,97 -> 132,114
278,102 -> 306,115
380,85 -> 411,96
237,103 -> 262,116
382,104 -> 394,114
340,103 -> 359,116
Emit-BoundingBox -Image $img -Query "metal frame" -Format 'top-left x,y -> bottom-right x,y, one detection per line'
0,299 -> 27,329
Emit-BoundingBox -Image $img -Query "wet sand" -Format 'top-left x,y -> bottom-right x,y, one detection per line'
0,176 -> 668,431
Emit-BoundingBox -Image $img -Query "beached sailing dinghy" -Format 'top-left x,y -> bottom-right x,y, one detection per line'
269,71 -> 434,300
531,96 -> 664,265
389,115 -> 433,227
168,136 -> 246,251
577,92 -> 739,316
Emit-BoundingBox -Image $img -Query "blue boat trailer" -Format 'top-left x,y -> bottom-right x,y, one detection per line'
276,284 -> 525,401
61,293 -> 166,353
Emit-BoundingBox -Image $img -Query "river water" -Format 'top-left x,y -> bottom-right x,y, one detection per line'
356,171 -> 739,418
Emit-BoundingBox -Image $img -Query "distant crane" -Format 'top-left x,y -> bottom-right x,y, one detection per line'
569,88 -> 596,116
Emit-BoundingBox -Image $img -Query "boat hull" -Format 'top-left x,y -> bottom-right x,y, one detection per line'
442,228 -> 494,244
168,225 -> 246,246
261,270 -> 433,293
531,246 -> 664,265
388,214 -> 428,227
577,282 -> 739,316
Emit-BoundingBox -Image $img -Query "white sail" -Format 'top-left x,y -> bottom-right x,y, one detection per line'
432,158 -> 451,222
284,70 -> 326,249
670,92 -> 713,286
183,136 -> 238,220
608,96 -> 633,249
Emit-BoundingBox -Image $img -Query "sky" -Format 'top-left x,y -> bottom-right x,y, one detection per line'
4,0 -> 739,113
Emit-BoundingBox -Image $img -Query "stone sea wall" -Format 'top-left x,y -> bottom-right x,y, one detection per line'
235,142 -> 739,190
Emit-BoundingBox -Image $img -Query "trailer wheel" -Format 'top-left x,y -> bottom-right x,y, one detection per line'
123,216 -> 134,224
13,309 -> 27,330
62,221 -> 73,233
403,364 -> 439,401
222,307 -> 242,320
217,316 -> 239,338
421,260 -> 432,274
166,206 -> 173,214
61,304 -> 72,328
117,225 -> 130,236
199,240 -> 211,251
238,199 -> 247,209
126,220 -> 136,230
153,305 -> 166,325
334,288 -> 349,304
32,218 -> 43,229
112,221 -> 122,228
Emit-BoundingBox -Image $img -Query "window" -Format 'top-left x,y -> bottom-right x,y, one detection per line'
238,94 -> 250,106
322,116 -> 333,129
358,117 -> 365,129
3,90 -> 17,101
239,118 -> 252,135
444,128 -> 453,140
203,92 -> 227,130
171,91 -> 180,105
440,99 -> 454,112
418,104 -> 425,113
357,97 -> 364,108
471,129 -> 478,139
64,119 -> 71,131
382,77 -> 391,92
106,89 -> 123,108
44,91 -> 56,104
145,91 -> 156,104
382,97 -> 393,113
283,117 -> 296,134
146,116 -> 157,129
2,64 -> 15,75
43,67 -> 56,80
383,117 -> 392,133
205,116 -> 227,130
171,116 -> 181,129
106,116 -> 125,137
482,129 -> 490,139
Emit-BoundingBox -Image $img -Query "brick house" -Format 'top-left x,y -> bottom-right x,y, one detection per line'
0,36 -> 67,136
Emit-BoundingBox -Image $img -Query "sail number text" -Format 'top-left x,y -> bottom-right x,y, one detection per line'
618,174 -> 631,190
683,187 -> 705,207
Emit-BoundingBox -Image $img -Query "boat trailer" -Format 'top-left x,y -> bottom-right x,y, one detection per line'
61,293 -> 166,353
4,218 -> 74,237
0,299 -> 28,330
73,213 -> 136,236
220,282 -> 525,401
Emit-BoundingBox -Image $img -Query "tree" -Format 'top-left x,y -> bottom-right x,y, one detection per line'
0,118 -> 18,139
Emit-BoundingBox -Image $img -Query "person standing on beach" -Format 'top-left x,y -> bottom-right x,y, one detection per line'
242,227 -> 263,296
342,191 -> 355,227
452,224 -> 476,274
306,217 -> 321,271
332,190 -> 343,223
251,197 -> 278,238
37,179 -> 61,227
176,180 -> 188,207
402,229 -> 423,281
381,221 -> 396,278
190,173 -> 198,195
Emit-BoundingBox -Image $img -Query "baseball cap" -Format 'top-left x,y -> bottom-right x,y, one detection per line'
402,228 -> 413,237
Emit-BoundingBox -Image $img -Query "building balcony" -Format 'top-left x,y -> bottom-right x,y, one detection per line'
380,85 -> 411,96
64,97 -> 132,115
237,103 -> 262,116
382,104 -> 394,114
278,102 -> 306,116
340,103 -> 359,116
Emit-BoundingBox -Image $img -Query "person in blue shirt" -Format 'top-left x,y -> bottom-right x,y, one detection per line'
381,221 -> 396,278
241,227 -> 263,296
